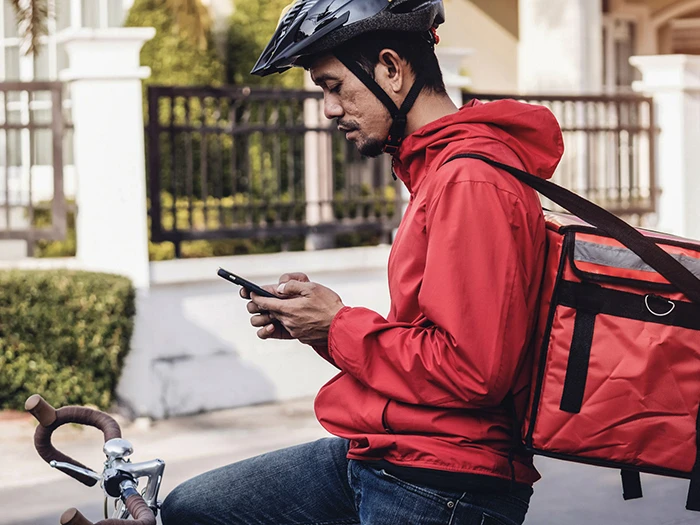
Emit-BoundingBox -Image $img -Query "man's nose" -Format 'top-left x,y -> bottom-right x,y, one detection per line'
323,97 -> 343,120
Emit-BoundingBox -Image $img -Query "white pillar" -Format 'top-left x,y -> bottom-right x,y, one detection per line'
435,47 -> 473,107
519,0 -> 603,93
304,71 -> 334,250
58,27 -> 155,289
630,55 -> 700,240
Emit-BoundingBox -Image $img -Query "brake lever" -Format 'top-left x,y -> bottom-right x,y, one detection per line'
50,460 -> 102,482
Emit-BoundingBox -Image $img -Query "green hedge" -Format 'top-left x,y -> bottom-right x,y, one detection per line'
0,270 -> 136,411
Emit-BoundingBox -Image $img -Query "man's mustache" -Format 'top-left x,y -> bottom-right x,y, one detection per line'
336,120 -> 359,132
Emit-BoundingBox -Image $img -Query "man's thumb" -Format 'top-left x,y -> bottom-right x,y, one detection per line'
277,279 -> 304,296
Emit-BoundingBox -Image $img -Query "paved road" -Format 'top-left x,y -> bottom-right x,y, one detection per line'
2,399 -> 697,525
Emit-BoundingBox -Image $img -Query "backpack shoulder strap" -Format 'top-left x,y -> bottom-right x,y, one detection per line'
443,153 -> 700,305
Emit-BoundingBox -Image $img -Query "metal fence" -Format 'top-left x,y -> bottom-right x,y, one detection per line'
0,81 -> 70,255
464,92 -> 657,221
146,85 -> 399,255
146,87 -> 659,255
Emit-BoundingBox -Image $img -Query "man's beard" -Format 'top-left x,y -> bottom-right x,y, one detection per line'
356,136 -> 384,158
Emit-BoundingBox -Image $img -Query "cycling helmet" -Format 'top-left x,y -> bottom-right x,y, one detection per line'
252,0 -> 445,154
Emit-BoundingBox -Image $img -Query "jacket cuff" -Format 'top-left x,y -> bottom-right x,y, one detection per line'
327,305 -> 353,363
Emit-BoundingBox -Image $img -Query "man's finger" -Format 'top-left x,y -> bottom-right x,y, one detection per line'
250,313 -> 274,328
250,293 -> 288,313
276,279 -> 312,296
256,324 -> 276,339
279,272 -> 310,284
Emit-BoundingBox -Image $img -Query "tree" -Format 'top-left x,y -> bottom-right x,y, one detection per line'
125,0 -> 224,87
226,0 -> 303,88
163,0 -> 212,51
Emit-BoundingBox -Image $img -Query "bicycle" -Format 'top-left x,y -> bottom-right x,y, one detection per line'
25,394 -> 165,525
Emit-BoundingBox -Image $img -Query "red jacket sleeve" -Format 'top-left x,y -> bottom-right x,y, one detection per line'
327,170 -> 538,409
311,344 -> 340,369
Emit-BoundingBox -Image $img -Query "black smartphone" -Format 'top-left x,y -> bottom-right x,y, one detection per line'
217,268 -> 276,298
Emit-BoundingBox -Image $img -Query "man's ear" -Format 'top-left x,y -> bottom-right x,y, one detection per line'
376,49 -> 411,95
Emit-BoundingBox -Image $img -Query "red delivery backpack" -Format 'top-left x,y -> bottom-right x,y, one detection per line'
445,153 -> 700,512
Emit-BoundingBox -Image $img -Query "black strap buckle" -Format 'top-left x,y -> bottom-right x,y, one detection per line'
383,142 -> 400,155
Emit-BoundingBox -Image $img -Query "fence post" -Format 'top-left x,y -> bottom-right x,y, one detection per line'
58,27 -> 155,288
630,54 -> 700,240
304,73 -> 335,250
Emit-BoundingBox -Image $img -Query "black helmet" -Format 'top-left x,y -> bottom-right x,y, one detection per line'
252,0 -> 446,154
252,0 -> 445,77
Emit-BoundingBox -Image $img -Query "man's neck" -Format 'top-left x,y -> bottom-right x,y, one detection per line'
405,91 -> 459,136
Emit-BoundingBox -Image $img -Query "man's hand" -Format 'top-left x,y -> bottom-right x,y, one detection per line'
241,273 -> 309,340
246,274 -> 344,346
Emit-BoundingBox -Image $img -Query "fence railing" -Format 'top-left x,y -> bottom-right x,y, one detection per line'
145,87 -> 659,255
0,81 -> 70,254
464,92 -> 657,220
146,85 -> 400,255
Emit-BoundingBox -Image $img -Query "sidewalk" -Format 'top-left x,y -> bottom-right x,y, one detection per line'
1,398 -> 697,525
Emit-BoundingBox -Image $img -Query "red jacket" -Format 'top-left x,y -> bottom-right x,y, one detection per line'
314,99 -> 564,485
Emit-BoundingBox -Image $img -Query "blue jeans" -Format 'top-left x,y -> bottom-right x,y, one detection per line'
161,438 -> 532,525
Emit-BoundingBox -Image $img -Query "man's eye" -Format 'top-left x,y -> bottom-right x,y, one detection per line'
329,84 -> 342,94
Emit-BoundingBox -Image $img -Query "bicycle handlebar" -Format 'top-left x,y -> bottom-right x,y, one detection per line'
26,395 -> 157,525
25,394 -> 122,487
60,494 -> 156,525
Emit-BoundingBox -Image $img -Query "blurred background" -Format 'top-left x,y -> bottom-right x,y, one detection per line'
0,0 -> 699,523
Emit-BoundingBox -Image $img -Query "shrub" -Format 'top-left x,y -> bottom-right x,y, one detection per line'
0,270 -> 136,411
33,202 -> 76,258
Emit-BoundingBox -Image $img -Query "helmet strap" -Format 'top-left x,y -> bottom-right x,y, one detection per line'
334,51 -> 426,155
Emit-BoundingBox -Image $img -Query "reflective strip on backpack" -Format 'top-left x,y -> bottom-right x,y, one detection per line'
574,241 -> 700,279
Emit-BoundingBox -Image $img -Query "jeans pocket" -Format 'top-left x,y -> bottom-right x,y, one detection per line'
376,468 -> 457,505
457,494 -> 528,525
376,469 -> 460,503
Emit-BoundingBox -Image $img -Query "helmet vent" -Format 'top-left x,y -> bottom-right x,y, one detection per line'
390,0 -> 433,14
277,1 -> 311,40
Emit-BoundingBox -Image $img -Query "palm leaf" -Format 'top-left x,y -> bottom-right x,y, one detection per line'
9,0 -> 49,56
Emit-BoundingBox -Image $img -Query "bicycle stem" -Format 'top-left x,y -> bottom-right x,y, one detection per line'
111,458 -> 166,510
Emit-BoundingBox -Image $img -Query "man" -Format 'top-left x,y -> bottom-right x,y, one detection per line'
161,1 -> 564,524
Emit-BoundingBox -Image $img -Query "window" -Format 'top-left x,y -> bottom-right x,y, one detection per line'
108,0 -> 127,27
56,0 -> 72,31
81,0 -> 101,28
602,15 -> 642,92
32,44 -> 49,80
0,0 -> 130,174
2,1 -> 17,39
4,44 -> 19,80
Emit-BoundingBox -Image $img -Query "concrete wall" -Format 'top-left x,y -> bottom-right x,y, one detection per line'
117,245 -> 392,419
519,0 -> 603,93
441,0 -> 519,93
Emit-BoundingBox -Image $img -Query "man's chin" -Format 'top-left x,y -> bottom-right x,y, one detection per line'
357,138 -> 385,158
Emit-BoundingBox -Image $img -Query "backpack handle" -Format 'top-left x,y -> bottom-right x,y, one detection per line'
444,153 -> 700,305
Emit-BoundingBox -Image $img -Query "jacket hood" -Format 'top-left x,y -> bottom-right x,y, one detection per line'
393,99 -> 565,194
